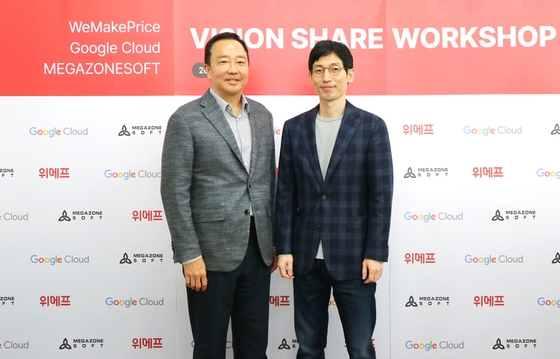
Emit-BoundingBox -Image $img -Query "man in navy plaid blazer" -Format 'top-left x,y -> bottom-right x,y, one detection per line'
275,40 -> 393,359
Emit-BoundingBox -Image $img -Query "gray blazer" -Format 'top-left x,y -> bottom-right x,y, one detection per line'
161,89 -> 275,272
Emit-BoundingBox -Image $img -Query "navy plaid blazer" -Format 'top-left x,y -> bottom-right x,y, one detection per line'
275,101 -> 393,281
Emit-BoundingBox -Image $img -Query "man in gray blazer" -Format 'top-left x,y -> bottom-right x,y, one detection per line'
161,32 -> 276,359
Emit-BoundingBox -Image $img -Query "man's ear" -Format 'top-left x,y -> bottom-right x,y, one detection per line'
347,68 -> 355,84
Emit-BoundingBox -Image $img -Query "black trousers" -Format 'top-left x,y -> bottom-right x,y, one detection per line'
187,218 -> 271,359
293,259 -> 377,359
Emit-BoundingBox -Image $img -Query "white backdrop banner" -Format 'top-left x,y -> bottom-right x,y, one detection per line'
1,1 -> 560,358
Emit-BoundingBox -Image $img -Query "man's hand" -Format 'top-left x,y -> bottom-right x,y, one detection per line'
270,248 -> 278,274
362,259 -> 383,284
277,254 -> 294,279
183,258 -> 207,291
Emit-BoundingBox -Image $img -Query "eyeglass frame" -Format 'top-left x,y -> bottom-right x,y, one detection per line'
311,65 -> 347,77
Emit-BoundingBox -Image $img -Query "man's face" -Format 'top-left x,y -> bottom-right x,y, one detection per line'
204,39 -> 249,100
309,53 -> 354,103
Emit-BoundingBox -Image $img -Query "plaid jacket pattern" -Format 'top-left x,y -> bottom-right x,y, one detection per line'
275,101 -> 393,280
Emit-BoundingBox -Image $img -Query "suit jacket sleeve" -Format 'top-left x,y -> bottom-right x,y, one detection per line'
270,116 -> 277,239
274,121 -> 296,255
365,117 -> 393,262
160,110 -> 201,264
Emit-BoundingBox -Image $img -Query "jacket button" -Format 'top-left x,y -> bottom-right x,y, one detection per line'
245,209 -> 250,215
316,224 -> 321,228
322,195 -> 327,200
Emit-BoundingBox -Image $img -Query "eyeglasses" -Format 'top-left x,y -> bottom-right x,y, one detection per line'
312,65 -> 343,77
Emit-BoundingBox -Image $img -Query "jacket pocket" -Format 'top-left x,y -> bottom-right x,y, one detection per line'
192,208 -> 226,223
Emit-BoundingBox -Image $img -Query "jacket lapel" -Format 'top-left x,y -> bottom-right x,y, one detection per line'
200,90 -> 244,166
302,105 -> 325,186
248,104 -> 260,179
324,102 -> 362,185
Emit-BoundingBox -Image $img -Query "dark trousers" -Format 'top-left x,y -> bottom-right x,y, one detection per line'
294,259 -> 377,359
187,218 -> 270,359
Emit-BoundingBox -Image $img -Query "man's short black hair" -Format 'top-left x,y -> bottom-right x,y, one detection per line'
308,40 -> 353,72
204,32 -> 250,65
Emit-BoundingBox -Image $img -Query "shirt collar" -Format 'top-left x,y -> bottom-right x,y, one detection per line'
209,88 -> 250,115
